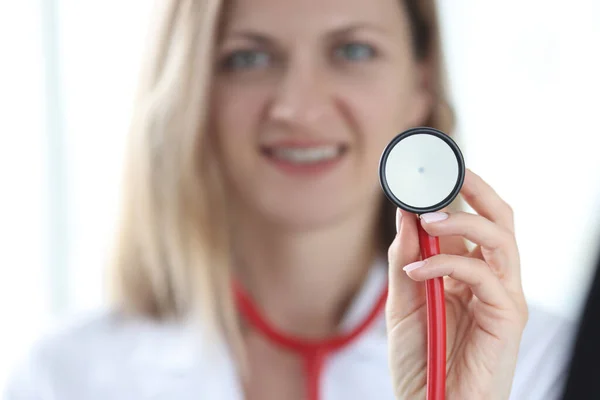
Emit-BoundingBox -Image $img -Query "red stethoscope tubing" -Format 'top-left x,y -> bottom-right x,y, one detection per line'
418,221 -> 447,400
233,280 -> 388,400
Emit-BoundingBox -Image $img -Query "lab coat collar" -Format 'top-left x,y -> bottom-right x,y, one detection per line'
338,256 -> 388,335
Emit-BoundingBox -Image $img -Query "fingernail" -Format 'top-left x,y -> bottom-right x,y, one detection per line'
396,209 -> 402,233
403,260 -> 427,272
421,212 -> 449,224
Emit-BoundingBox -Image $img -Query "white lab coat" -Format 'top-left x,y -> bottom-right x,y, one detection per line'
3,264 -> 575,400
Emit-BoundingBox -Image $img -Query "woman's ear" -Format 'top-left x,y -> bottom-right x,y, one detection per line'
406,62 -> 434,127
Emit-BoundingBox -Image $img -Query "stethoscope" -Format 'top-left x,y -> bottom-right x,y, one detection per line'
379,126 -> 466,400
233,127 -> 464,400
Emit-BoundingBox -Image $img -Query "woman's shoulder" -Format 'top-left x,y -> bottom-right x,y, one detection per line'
523,303 -> 575,341
510,303 -> 576,400
519,303 -> 575,366
10,309 -> 194,369
3,309 -> 240,400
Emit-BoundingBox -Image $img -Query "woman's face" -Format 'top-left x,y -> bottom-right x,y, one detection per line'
212,0 -> 431,230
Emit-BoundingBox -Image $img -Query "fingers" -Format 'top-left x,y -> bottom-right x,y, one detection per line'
440,235 -> 470,257
403,254 -> 514,310
386,209 -> 425,324
421,212 -> 514,253
419,211 -> 521,290
461,169 -> 515,234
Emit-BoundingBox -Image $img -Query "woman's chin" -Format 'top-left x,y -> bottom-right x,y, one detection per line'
258,202 -> 352,233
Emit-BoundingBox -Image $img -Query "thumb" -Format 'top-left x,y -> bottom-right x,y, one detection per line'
386,208 -> 425,327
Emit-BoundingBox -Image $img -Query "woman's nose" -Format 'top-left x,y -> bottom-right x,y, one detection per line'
268,59 -> 330,127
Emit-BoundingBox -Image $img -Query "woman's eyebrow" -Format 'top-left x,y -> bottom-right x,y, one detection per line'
327,22 -> 391,38
222,30 -> 274,46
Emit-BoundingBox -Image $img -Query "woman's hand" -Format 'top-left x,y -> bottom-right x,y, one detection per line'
386,169 -> 528,400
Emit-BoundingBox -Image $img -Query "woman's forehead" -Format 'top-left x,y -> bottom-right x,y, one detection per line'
222,0 -> 408,35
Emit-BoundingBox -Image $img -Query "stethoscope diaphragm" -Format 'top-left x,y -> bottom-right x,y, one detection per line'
379,127 -> 465,214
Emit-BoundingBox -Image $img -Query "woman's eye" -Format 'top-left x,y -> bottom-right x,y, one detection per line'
334,42 -> 377,62
221,50 -> 271,71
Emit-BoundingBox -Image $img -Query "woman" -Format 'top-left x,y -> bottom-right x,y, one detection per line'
4,0 -> 573,399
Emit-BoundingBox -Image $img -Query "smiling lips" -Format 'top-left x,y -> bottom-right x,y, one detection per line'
261,142 -> 348,175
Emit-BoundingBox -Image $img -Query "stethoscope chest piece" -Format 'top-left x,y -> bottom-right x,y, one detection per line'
379,127 -> 465,214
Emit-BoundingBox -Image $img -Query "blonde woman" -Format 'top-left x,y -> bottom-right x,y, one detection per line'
5,0 -> 573,399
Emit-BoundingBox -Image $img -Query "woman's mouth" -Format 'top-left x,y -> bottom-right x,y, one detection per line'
269,145 -> 342,163
261,143 -> 348,175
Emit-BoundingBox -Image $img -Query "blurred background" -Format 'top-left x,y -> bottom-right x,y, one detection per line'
1,0 -> 599,391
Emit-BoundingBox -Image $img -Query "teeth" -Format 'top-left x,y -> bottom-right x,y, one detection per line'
271,146 -> 341,163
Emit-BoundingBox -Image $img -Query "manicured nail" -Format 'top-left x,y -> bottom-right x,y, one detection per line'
403,260 -> 427,272
396,209 -> 403,233
421,212 -> 449,224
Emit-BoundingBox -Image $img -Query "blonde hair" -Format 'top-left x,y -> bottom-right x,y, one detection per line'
109,0 -> 455,343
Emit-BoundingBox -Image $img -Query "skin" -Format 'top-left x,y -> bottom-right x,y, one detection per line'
211,0 -> 528,398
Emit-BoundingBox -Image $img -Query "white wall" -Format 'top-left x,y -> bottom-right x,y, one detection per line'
58,0 -> 153,313
1,0 -> 599,390
0,0 -> 52,389
438,0 -> 600,318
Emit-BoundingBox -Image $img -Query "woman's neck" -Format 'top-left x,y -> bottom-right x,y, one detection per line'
232,205 -> 382,338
